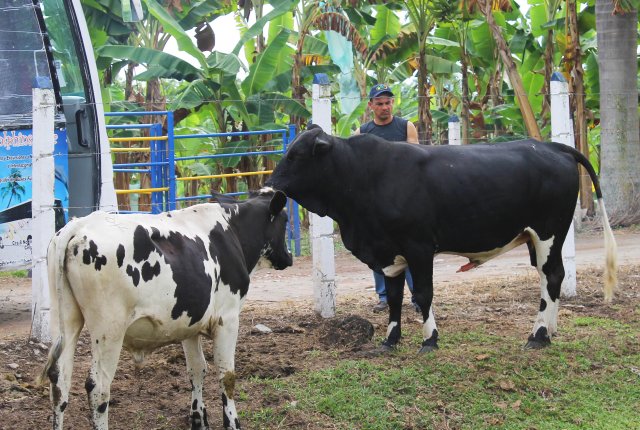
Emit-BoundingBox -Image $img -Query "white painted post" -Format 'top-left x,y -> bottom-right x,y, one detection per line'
448,115 -> 461,145
310,74 -> 336,318
31,76 -> 56,342
550,72 -> 577,298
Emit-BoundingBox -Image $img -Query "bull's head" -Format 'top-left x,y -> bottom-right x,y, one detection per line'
267,125 -> 334,216
261,190 -> 293,270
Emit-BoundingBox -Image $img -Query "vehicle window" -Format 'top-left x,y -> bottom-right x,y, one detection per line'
0,0 -> 52,121
41,0 -> 86,99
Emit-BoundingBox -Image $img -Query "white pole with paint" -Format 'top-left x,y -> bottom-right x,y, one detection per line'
550,72 -> 577,298
448,115 -> 461,145
310,74 -> 336,318
31,76 -> 56,342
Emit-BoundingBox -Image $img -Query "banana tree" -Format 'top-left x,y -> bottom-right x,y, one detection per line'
476,0 -> 542,140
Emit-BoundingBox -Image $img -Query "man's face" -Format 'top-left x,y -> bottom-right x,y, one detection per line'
368,96 -> 394,123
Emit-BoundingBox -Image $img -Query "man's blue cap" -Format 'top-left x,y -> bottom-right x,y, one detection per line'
368,83 -> 394,100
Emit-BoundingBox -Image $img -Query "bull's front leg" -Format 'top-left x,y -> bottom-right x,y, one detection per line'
410,256 -> 439,353
182,336 -> 209,429
213,312 -> 242,430
381,274 -> 405,350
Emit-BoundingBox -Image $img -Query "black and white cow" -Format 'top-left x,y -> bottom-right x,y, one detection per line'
38,188 -> 292,430
267,125 -> 617,353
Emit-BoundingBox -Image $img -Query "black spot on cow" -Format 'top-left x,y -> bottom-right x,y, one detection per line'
116,244 -> 125,268
141,260 -> 161,282
133,225 -> 158,263
97,402 -> 108,414
134,228 -> 212,325
167,213 -> 172,218
73,244 -> 78,256
47,364 -> 59,384
539,298 -> 547,312
191,412 -> 202,430
126,265 -> 140,287
60,401 -> 67,412
83,240 -> 107,271
192,399 -> 198,410
209,222 -> 250,297
85,377 -> 96,393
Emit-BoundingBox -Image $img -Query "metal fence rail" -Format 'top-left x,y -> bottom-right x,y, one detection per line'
105,111 -> 301,255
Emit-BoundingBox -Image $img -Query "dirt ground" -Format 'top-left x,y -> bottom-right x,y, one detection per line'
0,228 -> 638,429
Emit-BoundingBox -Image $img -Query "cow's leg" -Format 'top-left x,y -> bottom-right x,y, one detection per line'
409,258 -> 438,353
183,336 -> 209,429
381,274 -> 405,350
47,294 -> 84,430
212,312 -> 241,430
86,332 -> 124,430
526,233 -> 565,349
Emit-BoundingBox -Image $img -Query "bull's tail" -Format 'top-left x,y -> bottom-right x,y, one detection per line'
36,225 -> 79,385
557,144 -> 618,302
597,199 -> 618,302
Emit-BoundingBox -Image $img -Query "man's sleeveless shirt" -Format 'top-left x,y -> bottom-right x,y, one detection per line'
359,116 -> 408,142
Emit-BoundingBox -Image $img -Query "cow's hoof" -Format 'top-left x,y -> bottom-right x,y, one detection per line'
525,327 -> 551,349
524,339 -> 551,349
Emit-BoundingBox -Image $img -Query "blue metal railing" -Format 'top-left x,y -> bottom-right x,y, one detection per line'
105,112 -> 301,255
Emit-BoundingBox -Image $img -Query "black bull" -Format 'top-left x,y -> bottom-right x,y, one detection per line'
267,125 -> 617,353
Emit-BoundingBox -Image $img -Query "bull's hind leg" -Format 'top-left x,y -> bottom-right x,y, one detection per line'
212,312 -> 242,430
183,336 -> 209,429
526,231 -> 565,349
85,331 -> 125,430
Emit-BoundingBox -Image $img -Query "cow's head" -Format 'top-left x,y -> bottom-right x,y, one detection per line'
260,189 -> 293,270
267,124 -> 334,216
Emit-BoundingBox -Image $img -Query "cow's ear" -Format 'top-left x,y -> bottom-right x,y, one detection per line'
307,123 -> 323,132
312,136 -> 332,156
269,190 -> 287,216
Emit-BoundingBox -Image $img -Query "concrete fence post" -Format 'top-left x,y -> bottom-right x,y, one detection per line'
550,72 -> 577,298
31,77 -> 56,342
310,74 -> 336,318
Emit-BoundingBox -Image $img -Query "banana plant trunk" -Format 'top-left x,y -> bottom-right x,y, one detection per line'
417,51 -> 432,145
479,0 -> 541,141
567,0 -> 594,215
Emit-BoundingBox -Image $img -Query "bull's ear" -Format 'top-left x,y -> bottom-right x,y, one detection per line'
307,123 -> 323,132
269,190 -> 287,216
312,136 -> 333,156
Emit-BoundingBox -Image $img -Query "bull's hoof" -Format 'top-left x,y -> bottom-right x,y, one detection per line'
525,327 -> 551,349
379,340 -> 396,352
418,337 -> 439,354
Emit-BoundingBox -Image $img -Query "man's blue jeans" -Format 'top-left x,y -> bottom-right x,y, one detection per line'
374,269 -> 415,303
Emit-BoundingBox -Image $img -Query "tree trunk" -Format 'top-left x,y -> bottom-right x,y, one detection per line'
567,0 -> 594,215
479,0 -> 542,141
595,0 -> 640,225
460,57 -> 471,145
417,50 -> 432,144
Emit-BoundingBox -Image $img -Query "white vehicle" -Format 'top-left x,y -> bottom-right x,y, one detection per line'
0,0 -> 118,269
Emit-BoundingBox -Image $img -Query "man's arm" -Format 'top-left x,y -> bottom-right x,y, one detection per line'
406,121 -> 418,144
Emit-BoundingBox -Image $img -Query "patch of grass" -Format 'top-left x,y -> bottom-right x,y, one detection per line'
241,325 -> 639,430
0,269 -> 29,278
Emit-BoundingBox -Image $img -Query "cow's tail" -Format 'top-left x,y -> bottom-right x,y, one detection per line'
37,225 -> 77,386
558,144 -> 618,302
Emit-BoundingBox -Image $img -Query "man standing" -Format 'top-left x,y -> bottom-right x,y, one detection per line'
354,83 -> 419,312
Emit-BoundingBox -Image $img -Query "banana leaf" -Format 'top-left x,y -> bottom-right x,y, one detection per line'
232,0 -> 296,55
241,29 -> 291,95
98,45 -> 202,81
142,0 -> 208,70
